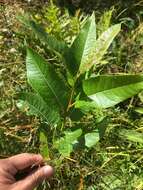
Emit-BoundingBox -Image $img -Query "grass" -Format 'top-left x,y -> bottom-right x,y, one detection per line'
0,1 -> 143,189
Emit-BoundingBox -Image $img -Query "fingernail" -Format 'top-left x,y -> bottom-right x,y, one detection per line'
43,166 -> 54,176
36,154 -> 43,161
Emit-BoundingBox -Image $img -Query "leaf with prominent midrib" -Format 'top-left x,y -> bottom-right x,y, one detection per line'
64,13 -> 96,75
20,92 -> 60,124
26,48 -> 69,112
83,75 -> 143,108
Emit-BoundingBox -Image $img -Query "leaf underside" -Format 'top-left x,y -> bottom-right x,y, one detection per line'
81,24 -> 121,73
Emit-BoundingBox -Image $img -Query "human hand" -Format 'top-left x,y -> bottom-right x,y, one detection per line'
0,153 -> 53,190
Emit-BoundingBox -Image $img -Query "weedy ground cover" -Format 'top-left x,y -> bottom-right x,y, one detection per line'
0,1 -> 143,189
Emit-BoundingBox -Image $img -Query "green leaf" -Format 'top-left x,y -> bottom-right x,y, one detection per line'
81,24 -> 121,73
19,93 -> 60,124
17,14 -> 32,28
75,100 -> 97,113
54,129 -> 82,157
119,129 -> 143,144
64,13 -> 96,75
16,99 -> 29,113
26,48 -> 69,112
99,174 -> 122,190
40,132 -> 49,159
69,108 -> 84,121
29,21 -> 68,55
85,130 -> 100,148
83,75 -> 143,108
134,107 -> 143,114
97,117 -> 109,139
139,91 -> 143,103
18,15 -> 67,54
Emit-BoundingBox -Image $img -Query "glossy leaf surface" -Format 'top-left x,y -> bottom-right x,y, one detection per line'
26,48 -> 69,111
64,13 -> 96,75
83,75 -> 143,108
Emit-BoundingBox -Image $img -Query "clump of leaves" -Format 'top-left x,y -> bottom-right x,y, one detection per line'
19,13 -> 143,158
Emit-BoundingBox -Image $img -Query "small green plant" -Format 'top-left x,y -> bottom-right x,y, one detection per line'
19,13 -> 143,158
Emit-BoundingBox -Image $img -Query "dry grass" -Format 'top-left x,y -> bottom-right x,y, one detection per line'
0,1 -> 143,189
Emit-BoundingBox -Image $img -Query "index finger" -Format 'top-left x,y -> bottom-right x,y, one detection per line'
8,153 -> 44,174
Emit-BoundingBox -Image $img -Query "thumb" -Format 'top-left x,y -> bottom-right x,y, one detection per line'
19,165 -> 53,190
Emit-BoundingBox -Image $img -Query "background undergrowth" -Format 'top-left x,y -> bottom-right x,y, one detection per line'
0,1 -> 143,189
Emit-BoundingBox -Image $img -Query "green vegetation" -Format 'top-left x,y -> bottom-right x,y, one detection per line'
0,1 -> 143,189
